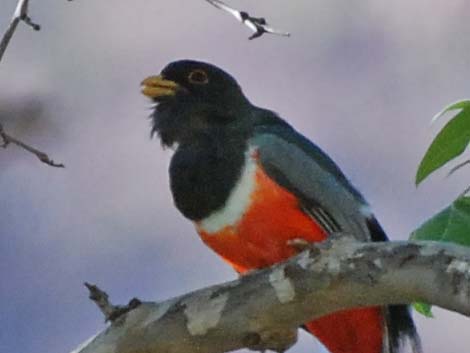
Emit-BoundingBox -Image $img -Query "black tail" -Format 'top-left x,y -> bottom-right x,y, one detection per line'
367,216 -> 423,353
385,305 -> 422,353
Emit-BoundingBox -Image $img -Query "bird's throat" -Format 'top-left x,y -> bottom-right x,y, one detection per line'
169,136 -> 248,221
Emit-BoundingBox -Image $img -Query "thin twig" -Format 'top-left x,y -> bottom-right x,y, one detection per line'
0,0 -> 40,63
458,184 -> 470,198
205,0 -> 290,40
0,1 -> 64,168
445,159 -> 470,197
448,159 -> 470,177
84,283 -> 142,322
0,122 -> 64,167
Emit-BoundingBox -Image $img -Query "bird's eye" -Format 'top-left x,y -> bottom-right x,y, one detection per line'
188,70 -> 209,85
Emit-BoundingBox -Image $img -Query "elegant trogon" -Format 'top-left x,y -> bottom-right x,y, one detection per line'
141,60 -> 421,353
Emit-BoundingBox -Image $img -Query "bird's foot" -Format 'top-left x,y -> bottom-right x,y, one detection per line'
287,238 -> 311,253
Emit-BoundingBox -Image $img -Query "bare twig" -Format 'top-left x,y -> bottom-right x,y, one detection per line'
448,159 -> 470,177
0,2 -> 64,168
204,0 -> 290,40
0,0 -> 40,63
72,239 -> 470,353
0,122 -> 64,167
446,159 -> 470,197
84,283 -> 142,322
459,184 -> 470,198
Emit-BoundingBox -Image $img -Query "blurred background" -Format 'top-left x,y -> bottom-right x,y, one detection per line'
1,1 -> 469,352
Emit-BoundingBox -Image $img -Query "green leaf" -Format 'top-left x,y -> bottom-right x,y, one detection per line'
410,196 -> 470,317
431,100 -> 470,123
413,302 -> 434,318
410,196 -> 470,247
416,100 -> 470,186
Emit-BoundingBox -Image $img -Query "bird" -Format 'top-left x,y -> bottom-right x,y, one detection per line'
141,60 -> 422,353
205,0 -> 290,40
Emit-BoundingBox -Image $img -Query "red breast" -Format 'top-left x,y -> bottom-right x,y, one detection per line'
196,149 -> 327,273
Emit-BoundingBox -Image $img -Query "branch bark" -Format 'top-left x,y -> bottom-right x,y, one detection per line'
71,238 -> 470,353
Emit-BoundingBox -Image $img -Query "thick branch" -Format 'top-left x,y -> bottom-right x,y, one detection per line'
71,239 -> 470,353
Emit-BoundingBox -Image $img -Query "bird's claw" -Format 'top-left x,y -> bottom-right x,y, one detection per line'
244,328 -> 298,353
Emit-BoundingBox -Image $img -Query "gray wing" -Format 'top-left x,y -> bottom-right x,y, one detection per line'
251,130 -> 373,241
251,119 -> 419,353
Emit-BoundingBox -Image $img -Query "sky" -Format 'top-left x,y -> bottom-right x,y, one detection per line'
1,1 -> 469,353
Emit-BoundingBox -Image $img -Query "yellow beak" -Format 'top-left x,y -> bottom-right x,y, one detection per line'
140,75 -> 180,98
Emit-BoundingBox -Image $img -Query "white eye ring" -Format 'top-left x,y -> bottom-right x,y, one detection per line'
188,70 -> 209,85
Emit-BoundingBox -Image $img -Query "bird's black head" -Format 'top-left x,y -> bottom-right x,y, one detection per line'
141,60 -> 252,147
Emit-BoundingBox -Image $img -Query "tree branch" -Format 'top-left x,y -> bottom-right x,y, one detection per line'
0,122 -> 64,168
1,1 -> 64,168
0,0 -> 40,63
84,282 -> 142,322
204,0 -> 290,40
71,238 -> 470,353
